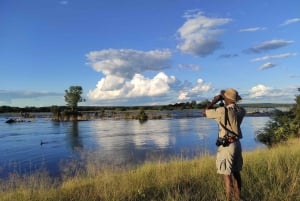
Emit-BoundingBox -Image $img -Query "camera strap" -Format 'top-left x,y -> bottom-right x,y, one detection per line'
219,106 -> 239,138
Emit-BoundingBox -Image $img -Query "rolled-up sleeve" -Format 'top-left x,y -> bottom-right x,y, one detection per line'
205,107 -> 226,137
205,107 -> 225,120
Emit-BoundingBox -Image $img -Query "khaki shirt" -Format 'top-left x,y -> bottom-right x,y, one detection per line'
205,103 -> 245,138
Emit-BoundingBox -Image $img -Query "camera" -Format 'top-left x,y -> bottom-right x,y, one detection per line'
216,137 -> 230,147
219,100 -> 224,107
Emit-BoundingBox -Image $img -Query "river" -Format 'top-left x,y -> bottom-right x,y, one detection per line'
0,115 -> 269,178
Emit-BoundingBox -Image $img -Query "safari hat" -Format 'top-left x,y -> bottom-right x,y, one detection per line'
223,88 -> 241,102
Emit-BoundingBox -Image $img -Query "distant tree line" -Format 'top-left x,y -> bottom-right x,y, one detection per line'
0,85 -> 293,118
0,106 -> 51,113
2,85 -> 299,144
241,103 -> 293,108
0,102 -> 293,114
0,101 -> 206,113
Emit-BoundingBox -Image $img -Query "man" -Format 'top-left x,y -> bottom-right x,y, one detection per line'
203,88 -> 245,201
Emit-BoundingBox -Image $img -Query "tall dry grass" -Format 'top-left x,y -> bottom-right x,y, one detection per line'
0,138 -> 299,201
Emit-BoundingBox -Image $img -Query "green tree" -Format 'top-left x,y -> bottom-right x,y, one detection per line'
256,89 -> 300,146
137,108 -> 148,122
51,105 -> 62,121
64,86 -> 85,112
291,88 -> 300,135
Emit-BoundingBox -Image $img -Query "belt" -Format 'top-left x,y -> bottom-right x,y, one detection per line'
227,137 -> 239,143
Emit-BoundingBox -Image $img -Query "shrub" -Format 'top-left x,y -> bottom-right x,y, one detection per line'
256,91 -> 300,146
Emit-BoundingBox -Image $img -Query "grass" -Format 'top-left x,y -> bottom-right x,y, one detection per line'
0,138 -> 300,201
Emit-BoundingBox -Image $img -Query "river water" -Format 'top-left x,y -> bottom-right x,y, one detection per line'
0,115 -> 269,178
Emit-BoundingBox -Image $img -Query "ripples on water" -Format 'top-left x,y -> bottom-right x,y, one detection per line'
0,115 -> 269,178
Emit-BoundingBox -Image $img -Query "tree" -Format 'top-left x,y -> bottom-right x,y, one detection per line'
291,88 -> 300,135
137,107 -> 148,122
64,86 -> 85,112
256,89 -> 300,146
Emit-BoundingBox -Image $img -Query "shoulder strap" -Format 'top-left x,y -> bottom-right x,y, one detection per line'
220,106 -> 239,137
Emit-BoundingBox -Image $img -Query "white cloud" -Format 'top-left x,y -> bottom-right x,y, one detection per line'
252,53 -> 297,62
239,27 -> 266,32
95,75 -> 126,91
86,49 -> 172,79
259,62 -> 276,70
87,72 -> 177,101
247,84 -> 298,103
176,11 -> 231,57
128,72 -> 176,97
178,79 -> 211,101
244,39 -> 294,54
86,49 -> 178,104
249,84 -> 273,98
280,18 -> 300,26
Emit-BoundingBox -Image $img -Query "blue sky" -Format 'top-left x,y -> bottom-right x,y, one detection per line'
0,0 -> 299,107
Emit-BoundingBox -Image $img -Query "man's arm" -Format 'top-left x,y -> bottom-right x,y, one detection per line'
203,94 -> 223,116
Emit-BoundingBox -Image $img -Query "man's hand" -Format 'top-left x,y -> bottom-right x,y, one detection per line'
203,94 -> 223,116
213,94 -> 223,103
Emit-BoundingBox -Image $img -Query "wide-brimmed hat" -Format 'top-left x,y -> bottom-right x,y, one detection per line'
222,88 -> 241,102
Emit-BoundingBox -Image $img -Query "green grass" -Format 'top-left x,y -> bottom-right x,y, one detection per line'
1,139 -> 300,201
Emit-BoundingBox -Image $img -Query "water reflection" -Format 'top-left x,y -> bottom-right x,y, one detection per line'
87,118 -> 221,164
66,121 -> 83,150
0,116 -> 270,177
133,120 -> 171,148
87,120 -> 173,164
240,117 -> 269,150
244,116 -> 270,130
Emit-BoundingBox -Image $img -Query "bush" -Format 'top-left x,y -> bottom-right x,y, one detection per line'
256,92 -> 300,146
256,110 -> 292,146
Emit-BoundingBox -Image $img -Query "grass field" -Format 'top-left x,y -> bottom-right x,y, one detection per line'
0,138 -> 299,201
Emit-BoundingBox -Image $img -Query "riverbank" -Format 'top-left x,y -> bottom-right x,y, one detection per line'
0,138 -> 299,201
2,108 -> 273,123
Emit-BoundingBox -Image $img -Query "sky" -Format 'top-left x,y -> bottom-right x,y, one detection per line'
0,0 -> 299,107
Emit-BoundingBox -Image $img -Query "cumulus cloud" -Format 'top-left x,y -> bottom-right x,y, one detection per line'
249,84 -> 273,98
85,48 -> 215,105
178,79 -> 211,101
86,49 -> 181,104
280,18 -> 300,26
244,39 -> 294,54
176,11 -> 231,57
239,27 -> 266,32
252,53 -> 297,62
86,49 -> 171,80
259,62 -> 276,70
87,72 -> 177,101
247,84 -> 298,102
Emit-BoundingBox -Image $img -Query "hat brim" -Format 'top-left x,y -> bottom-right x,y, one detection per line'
222,89 -> 242,102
